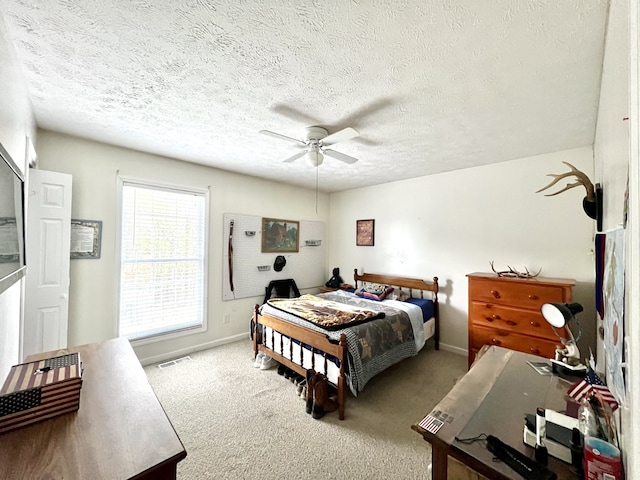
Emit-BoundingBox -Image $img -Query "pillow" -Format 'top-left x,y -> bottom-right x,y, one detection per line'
355,283 -> 394,301
386,289 -> 411,302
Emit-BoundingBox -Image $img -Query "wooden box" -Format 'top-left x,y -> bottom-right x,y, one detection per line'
0,353 -> 83,434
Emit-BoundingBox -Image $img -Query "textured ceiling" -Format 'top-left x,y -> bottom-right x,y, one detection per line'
1,1 -> 608,192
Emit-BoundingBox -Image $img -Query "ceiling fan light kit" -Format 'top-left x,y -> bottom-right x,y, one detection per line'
260,125 -> 359,167
306,147 -> 323,167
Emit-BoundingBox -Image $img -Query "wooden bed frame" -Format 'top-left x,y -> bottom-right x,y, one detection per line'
252,269 -> 439,420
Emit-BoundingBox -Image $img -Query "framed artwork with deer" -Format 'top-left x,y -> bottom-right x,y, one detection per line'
262,218 -> 299,252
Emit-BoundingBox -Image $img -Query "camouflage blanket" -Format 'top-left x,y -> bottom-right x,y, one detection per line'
267,294 -> 385,330
260,292 -> 417,395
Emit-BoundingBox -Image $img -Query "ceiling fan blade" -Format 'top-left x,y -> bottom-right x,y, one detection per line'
282,150 -> 307,163
259,130 -> 305,146
322,127 -> 359,146
323,149 -> 358,164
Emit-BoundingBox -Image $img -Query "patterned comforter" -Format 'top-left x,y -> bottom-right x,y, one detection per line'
260,291 -> 420,395
267,294 -> 385,330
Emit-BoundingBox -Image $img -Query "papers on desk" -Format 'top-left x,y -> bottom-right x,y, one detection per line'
527,361 -> 553,376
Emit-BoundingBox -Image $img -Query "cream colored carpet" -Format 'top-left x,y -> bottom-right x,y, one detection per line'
144,339 -> 467,480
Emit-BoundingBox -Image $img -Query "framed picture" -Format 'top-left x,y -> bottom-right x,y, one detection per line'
70,219 -> 102,259
262,218 -> 299,253
356,219 -> 375,246
0,218 -> 20,263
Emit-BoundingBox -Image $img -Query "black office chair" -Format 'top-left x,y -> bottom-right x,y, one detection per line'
263,278 -> 301,304
251,279 -> 301,341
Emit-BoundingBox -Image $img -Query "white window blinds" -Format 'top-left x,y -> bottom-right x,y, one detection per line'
119,181 -> 206,341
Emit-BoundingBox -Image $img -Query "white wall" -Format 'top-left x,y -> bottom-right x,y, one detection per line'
594,0 -> 637,474
328,147 -> 596,355
0,13 -> 36,378
36,130 -> 330,364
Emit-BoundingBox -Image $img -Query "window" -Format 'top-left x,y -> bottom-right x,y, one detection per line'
118,179 -> 207,341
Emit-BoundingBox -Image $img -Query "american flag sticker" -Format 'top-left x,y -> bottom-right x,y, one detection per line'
419,414 -> 445,434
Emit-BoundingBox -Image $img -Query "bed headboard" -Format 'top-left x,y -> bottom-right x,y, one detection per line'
353,269 -> 438,302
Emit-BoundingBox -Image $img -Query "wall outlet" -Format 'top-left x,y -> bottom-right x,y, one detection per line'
223,313 -> 230,324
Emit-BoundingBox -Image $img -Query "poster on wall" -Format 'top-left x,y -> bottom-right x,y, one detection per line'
603,227 -> 625,406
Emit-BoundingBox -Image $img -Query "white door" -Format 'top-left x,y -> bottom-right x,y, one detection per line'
23,169 -> 72,358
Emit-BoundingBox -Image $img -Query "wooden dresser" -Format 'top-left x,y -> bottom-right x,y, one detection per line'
467,272 -> 575,367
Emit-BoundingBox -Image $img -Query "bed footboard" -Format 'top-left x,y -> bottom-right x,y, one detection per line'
253,304 -> 348,420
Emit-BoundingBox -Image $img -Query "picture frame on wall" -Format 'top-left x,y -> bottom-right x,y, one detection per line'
0,218 -> 20,263
356,219 -> 375,246
70,219 -> 102,259
262,218 -> 299,253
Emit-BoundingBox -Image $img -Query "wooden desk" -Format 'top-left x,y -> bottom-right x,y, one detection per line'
412,346 -> 577,480
0,338 -> 186,479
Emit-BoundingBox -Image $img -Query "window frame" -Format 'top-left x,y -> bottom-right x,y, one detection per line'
116,176 -> 209,345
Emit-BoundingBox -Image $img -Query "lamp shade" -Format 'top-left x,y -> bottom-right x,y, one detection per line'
540,302 -> 584,328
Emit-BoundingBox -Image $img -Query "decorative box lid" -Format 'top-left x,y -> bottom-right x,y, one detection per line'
1,353 -> 82,395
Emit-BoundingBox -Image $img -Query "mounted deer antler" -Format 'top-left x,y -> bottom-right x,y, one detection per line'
535,161 -> 597,219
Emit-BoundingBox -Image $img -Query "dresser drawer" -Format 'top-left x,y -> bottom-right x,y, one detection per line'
468,279 -> 567,309
469,301 -> 558,339
471,326 -> 559,359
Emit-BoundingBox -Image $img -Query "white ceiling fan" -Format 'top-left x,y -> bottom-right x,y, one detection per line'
259,126 -> 359,167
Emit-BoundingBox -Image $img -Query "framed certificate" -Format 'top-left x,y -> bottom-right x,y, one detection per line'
70,219 -> 102,259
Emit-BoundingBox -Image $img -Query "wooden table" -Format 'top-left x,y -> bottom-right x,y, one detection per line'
412,346 -> 578,480
0,338 -> 186,479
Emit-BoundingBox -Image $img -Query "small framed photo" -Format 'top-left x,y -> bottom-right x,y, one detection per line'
70,219 -> 102,259
262,218 -> 299,253
356,219 -> 375,246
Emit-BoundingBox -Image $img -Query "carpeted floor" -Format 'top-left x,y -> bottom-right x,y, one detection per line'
144,339 -> 467,480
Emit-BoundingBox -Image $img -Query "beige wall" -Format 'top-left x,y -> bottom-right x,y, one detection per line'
0,13 -> 36,379
36,130 -> 330,363
328,147 -> 596,355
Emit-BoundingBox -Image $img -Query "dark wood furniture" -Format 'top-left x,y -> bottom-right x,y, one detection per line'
0,338 -> 186,480
412,346 -> 577,480
318,286 -> 338,293
467,272 -> 575,367
253,270 -> 439,419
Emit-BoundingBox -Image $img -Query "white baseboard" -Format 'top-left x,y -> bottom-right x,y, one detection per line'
438,342 -> 467,357
137,332 -> 249,366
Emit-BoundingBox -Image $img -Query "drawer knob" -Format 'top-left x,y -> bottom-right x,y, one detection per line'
530,321 -> 540,327
492,314 -> 501,320
485,316 -> 494,322
491,338 -> 502,346
530,347 -> 540,354
528,294 -> 538,300
506,320 -> 517,326
490,290 -> 501,299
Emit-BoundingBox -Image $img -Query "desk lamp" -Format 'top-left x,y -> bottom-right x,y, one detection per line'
540,302 -> 587,374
